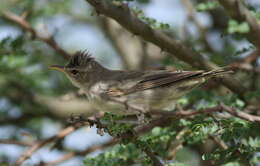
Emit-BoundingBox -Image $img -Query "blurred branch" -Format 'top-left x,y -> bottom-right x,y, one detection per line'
181,0 -> 214,53
34,95 -> 97,118
99,18 -> 150,70
44,139 -> 118,166
209,135 -> 228,150
0,139 -> 34,146
231,50 -> 260,74
15,124 -> 83,166
139,42 -> 150,70
99,18 -> 132,69
2,11 -> 71,59
84,0 -> 247,98
167,128 -> 189,160
232,63 -> 260,73
0,114 -> 66,132
218,0 -> 260,49
3,80 -> 96,121
220,104 -> 260,122
151,104 -> 260,123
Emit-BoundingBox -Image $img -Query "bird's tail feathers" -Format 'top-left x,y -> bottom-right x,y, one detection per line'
201,66 -> 234,78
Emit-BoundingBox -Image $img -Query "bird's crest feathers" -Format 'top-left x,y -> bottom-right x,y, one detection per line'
67,50 -> 94,68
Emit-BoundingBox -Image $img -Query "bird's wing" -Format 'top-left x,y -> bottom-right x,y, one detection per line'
107,70 -> 204,97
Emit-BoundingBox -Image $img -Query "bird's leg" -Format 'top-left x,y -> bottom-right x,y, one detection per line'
136,112 -> 145,124
133,109 -> 152,124
67,113 -> 86,124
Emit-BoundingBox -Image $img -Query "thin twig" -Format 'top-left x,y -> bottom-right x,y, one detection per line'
209,135 -> 228,150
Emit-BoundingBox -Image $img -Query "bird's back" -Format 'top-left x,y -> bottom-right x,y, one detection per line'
86,69 -> 216,114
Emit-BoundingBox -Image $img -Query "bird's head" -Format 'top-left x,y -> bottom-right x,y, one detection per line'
49,51 -> 101,88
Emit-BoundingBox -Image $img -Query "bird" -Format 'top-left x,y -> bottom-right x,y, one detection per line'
49,51 -> 233,115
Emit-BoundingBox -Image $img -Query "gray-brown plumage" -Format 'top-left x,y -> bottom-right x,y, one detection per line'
49,51 -> 233,115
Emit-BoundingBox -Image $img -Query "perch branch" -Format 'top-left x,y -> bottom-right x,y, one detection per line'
8,104 -> 260,165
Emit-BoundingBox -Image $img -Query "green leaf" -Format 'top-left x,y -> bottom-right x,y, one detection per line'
228,20 -> 250,34
196,1 -> 220,12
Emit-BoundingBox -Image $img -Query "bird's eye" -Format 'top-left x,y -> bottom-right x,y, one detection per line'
71,70 -> 78,75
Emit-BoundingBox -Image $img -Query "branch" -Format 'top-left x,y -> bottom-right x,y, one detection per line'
151,104 -> 260,123
181,0 -> 214,53
99,18 -> 149,70
0,139 -> 34,146
44,139 -> 118,166
0,130 -> 118,166
2,11 -> 71,59
14,124 -> 82,166
218,0 -> 260,49
167,128 -> 188,160
220,104 -> 260,122
8,104 -> 260,165
84,0 -> 246,98
209,135 -> 228,150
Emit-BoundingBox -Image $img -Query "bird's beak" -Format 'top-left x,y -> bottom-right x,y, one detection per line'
49,65 -> 65,73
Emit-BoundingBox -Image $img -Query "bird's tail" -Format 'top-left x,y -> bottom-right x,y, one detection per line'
201,66 -> 234,78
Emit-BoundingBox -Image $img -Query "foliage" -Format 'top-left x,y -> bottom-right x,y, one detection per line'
132,7 -> 170,30
84,143 -> 151,166
227,20 -> 250,34
196,1 -> 220,12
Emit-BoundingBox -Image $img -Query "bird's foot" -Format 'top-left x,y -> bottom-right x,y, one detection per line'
136,112 -> 151,125
67,113 -> 86,124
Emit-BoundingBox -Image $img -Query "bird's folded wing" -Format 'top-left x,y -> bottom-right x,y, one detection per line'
107,70 -> 204,97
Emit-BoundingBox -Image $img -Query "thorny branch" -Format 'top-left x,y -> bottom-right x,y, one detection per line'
1,104 -> 259,165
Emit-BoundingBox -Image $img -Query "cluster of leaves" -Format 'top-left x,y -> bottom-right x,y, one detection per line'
85,125 -> 179,166
227,20 -> 250,34
102,113 -> 134,137
196,1 -> 220,12
84,143 -> 152,166
132,7 -> 170,30
0,37 -> 45,94
202,144 -> 259,165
